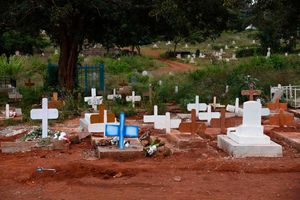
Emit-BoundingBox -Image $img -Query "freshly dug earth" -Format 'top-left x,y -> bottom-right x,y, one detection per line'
0,118 -> 300,200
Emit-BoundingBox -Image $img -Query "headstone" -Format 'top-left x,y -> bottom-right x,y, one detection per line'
226,98 -> 243,116
209,96 -> 225,110
126,91 -> 141,108
187,54 -> 191,59
187,95 -> 207,117
90,104 -> 116,124
269,110 -> 295,127
176,54 -> 182,59
227,101 -> 270,144
30,98 -> 59,138
266,47 -> 271,58
199,53 -> 205,58
189,57 -> 195,64
232,40 -> 236,45
185,43 -> 189,48
166,41 -> 171,46
8,88 -> 23,100
267,98 -> 287,112
241,84 -> 261,101
220,48 -> 224,54
178,109 -> 206,136
175,85 -> 179,94
225,85 -> 229,93
198,105 -> 220,125
231,53 -> 237,60
5,104 -> 9,119
107,88 -> 122,100
153,43 -> 159,48
225,45 -> 229,50
84,88 -> 103,111
105,112 -> 139,149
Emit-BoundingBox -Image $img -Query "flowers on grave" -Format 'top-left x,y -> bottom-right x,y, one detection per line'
139,132 -> 165,157
21,127 -> 68,142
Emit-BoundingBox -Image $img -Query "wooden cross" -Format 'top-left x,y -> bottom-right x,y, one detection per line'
241,85 -> 261,101
178,109 -> 206,137
269,110 -> 294,127
25,78 -> 34,88
90,104 -> 115,124
209,96 -> 225,110
267,98 -> 287,112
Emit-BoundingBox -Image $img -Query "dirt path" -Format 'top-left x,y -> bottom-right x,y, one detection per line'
141,48 -> 197,76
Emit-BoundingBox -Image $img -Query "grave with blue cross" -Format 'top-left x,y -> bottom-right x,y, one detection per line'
105,112 -> 139,149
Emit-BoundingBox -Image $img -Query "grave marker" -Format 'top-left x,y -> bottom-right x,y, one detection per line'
269,110 -> 294,127
267,98 -> 287,112
226,98 -> 243,116
84,88 -> 103,111
187,95 -> 207,117
126,91 -> 141,108
90,104 -> 115,124
30,98 -> 58,138
105,112 -> 139,149
5,104 -> 9,119
178,109 -> 206,136
241,84 -> 261,101
107,88 -> 121,100
209,96 -> 225,110
25,78 -> 34,88
198,105 -> 220,125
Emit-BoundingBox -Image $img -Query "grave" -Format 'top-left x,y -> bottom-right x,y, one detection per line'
107,88 -> 122,100
1,104 -> 22,120
126,91 -> 141,108
267,99 -> 288,112
268,110 -> 295,127
218,101 -> 282,158
80,104 -> 117,133
97,112 -> 143,159
8,88 -> 23,101
226,98 -> 243,116
30,98 -> 59,138
241,84 -> 261,101
48,92 -> 65,109
143,106 -> 181,133
209,96 -> 225,110
187,95 -> 207,117
266,47 -> 271,58
84,88 -> 103,111
198,105 -> 221,125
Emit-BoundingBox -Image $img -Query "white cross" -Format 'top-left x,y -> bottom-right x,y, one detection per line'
198,105 -> 220,125
187,95 -> 207,117
143,106 -> 181,133
126,91 -> 141,108
226,98 -> 243,116
30,98 -> 58,138
209,96 -> 225,109
84,88 -> 103,111
107,88 -> 121,100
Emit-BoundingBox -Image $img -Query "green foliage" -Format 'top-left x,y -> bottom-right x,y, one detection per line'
90,55 -> 164,74
0,55 -> 24,77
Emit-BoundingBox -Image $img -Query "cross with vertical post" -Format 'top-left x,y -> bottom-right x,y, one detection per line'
84,88 -> 103,111
187,95 -> 207,117
179,109 -> 206,137
30,98 -> 59,138
107,88 -> 121,100
198,105 -> 221,125
241,84 -> 261,101
267,98 -> 287,112
126,91 -> 141,108
105,112 -> 139,149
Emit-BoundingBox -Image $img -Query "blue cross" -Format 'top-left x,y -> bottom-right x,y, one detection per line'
105,112 -> 139,149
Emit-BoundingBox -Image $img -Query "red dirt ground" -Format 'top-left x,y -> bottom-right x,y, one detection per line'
1,118 -> 300,200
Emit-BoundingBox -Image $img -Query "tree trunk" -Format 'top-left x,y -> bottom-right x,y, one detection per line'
173,42 -> 178,54
58,36 -> 79,90
136,46 -> 141,55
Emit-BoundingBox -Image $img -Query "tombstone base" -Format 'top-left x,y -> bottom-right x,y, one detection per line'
166,130 -> 206,149
97,138 -> 143,159
217,135 -> 282,158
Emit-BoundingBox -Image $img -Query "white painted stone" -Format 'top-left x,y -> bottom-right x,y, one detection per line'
198,105 -> 220,125
266,47 -> 271,58
175,86 -> 179,93
227,101 -> 271,145
80,110 -> 117,133
176,54 -> 181,59
126,91 -> 141,108
84,88 -> 103,111
30,98 -> 58,138
107,88 -> 122,100
226,98 -> 243,117
5,104 -> 9,119
187,95 -> 207,117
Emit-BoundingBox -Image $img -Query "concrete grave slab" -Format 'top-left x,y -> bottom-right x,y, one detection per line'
167,130 -> 206,150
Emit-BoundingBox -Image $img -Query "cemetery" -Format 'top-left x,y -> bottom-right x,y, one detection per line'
0,1 -> 300,199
